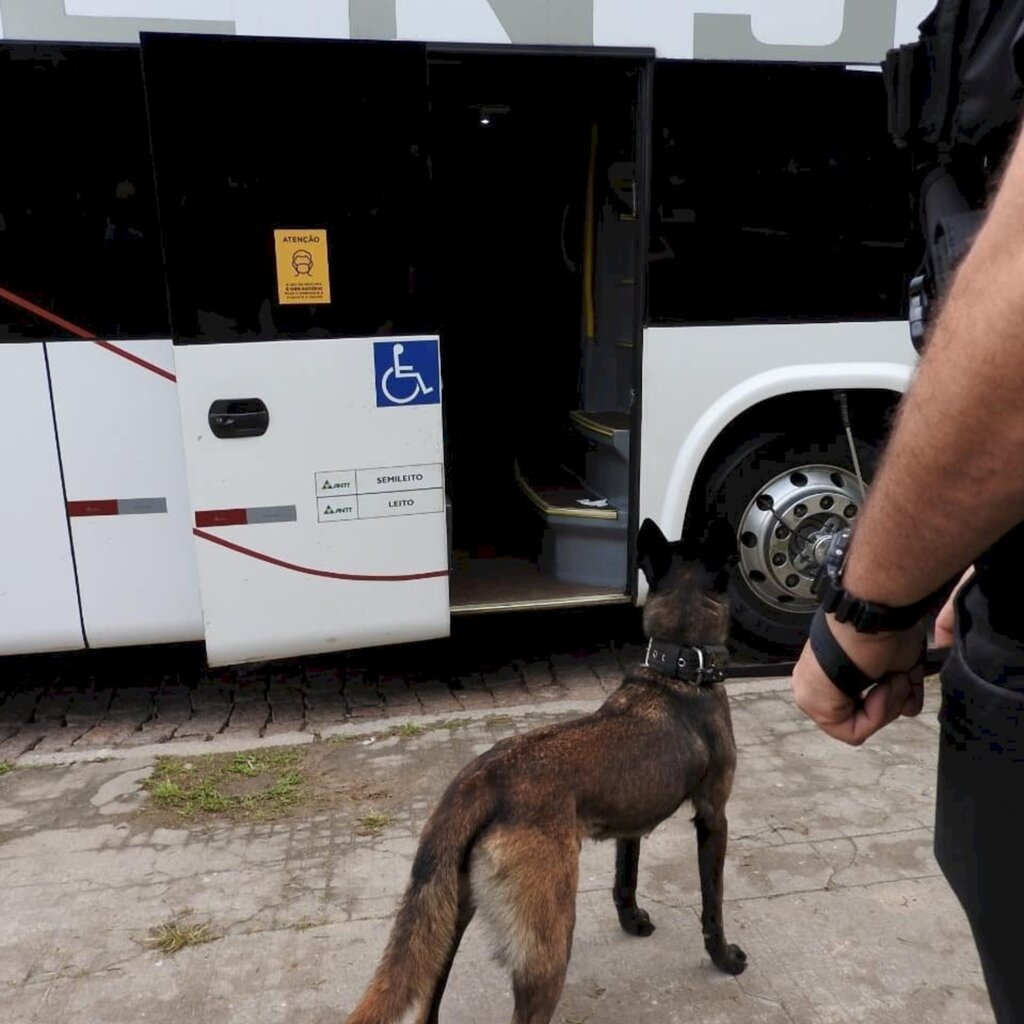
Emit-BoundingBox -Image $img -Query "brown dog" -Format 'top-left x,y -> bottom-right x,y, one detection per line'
346,518 -> 747,1024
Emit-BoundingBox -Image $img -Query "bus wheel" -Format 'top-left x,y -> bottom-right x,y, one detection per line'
712,434 -> 881,659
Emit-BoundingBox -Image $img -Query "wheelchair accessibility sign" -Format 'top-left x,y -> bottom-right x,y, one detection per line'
373,339 -> 441,408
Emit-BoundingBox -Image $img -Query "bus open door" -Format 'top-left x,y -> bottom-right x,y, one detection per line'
140,34 -> 451,666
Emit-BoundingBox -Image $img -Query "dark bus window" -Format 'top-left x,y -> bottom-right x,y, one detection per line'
0,43 -> 170,341
647,60 -> 911,326
140,34 -> 432,344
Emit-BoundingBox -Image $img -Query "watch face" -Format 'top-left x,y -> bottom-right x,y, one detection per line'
812,529 -> 847,598
827,530 -> 850,578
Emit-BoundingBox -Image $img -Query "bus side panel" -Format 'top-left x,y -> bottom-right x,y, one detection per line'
47,339 -> 204,648
0,344 -> 84,655
637,321 -> 916,596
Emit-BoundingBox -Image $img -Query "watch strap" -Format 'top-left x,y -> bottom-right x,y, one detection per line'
809,604 -> 880,699
816,574 -> 933,633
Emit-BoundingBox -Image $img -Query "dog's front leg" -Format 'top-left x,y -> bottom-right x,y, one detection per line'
694,812 -> 747,974
613,838 -> 655,937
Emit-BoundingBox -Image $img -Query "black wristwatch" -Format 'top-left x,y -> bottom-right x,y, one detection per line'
811,528 -> 935,633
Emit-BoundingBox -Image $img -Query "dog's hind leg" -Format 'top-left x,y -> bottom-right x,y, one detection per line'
416,878 -> 475,1024
508,884 -> 576,1024
693,801 -> 747,975
613,838 -> 655,937
472,824 -> 578,1024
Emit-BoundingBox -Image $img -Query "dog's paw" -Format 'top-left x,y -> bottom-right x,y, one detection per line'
617,906 -> 656,938
711,943 -> 748,975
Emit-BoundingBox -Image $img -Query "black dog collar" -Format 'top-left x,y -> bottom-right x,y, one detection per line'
644,639 -> 729,686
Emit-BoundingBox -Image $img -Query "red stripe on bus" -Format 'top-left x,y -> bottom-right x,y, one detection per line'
195,509 -> 249,528
68,500 -> 119,517
0,286 -> 95,340
0,286 -> 177,383
93,341 -> 177,383
193,528 -> 449,582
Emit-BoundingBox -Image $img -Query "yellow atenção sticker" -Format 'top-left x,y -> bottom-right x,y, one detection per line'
274,228 -> 331,305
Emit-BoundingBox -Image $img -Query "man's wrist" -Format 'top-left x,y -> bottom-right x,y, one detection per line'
840,551 -> 919,610
813,528 -> 935,634
827,613 -> 904,646
809,607 -> 893,700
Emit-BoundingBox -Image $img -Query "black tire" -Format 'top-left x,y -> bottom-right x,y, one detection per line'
710,432 -> 882,659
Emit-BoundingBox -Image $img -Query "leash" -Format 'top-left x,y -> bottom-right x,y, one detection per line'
643,638 -> 951,688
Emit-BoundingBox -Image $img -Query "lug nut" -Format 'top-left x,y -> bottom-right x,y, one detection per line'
785,574 -> 800,589
820,496 -> 834,510
844,504 -> 858,518
772,553 -> 787,567
794,503 -> 807,518
741,532 -> 757,548
775,525 -> 790,540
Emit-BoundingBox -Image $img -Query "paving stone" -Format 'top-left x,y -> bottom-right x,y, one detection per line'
0,690 -> 42,726
521,659 -> 564,701
0,726 -> 51,760
481,665 -> 530,706
226,700 -> 272,734
72,720 -> 139,749
170,708 -> 231,740
453,688 -> 495,711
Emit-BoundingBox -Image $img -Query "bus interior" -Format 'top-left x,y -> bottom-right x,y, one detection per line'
425,48 -> 647,612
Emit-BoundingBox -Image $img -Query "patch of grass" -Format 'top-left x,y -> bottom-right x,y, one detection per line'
434,718 -> 474,732
142,747 -> 303,821
328,717 -> 481,747
392,722 -> 426,737
226,751 -> 295,777
484,714 -> 515,728
326,734 -> 356,747
289,916 -> 327,932
387,719 -> 473,737
143,913 -> 218,955
355,810 -> 395,837
0,761 -> 14,777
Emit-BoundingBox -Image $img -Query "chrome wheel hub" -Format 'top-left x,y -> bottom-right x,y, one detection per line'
736,464 -> 864,613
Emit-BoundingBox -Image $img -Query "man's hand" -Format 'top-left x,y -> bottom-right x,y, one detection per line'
791,617 -> 927,746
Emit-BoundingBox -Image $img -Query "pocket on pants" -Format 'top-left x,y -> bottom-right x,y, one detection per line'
935,577 -> 1024,913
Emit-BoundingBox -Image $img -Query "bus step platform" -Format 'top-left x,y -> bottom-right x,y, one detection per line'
514,458 -> 628,590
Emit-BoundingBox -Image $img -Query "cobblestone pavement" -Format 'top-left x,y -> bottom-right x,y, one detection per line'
0,683 -> 988,1024
0,607 -> 793,764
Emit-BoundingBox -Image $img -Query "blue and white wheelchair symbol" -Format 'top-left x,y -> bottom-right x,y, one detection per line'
374,339 -> 441,408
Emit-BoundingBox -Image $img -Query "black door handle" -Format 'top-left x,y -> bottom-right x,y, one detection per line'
208,398 -> 269,438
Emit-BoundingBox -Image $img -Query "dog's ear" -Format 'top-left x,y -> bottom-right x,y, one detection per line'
637,518 -> 672,588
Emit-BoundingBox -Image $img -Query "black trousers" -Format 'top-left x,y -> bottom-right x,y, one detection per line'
935,575 -> 1024,1022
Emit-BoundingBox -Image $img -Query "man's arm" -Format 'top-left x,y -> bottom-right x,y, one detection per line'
842,131 -> 1024,604
790,128 -> 1024,745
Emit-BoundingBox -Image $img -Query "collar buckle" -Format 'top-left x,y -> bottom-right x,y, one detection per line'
644,638 -> 728,686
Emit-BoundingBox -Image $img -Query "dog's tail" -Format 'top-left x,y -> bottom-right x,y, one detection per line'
346,776 -> 495,1023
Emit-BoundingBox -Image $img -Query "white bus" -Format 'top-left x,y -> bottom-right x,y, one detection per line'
0,2 -> 933,668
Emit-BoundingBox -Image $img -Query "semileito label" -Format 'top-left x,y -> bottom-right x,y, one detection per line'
356,463 -> 443,495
